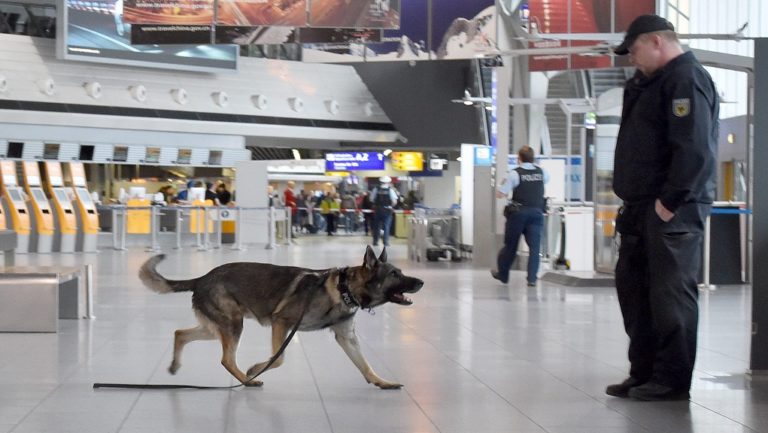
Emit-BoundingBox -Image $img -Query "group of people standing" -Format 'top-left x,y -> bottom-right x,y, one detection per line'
276,176 -> 418,246
156,180 -> 233,206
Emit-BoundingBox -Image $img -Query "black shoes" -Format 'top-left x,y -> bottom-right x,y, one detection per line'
605,377 -> 645,398
490,270 -> 508,284
606,378 -> 690,401
526,281 -> 536,287
627,382 -> 690,401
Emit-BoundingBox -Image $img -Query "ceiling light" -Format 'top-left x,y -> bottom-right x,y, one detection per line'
84,81 -> 102,99
289,97 -> 304,112
39,78 -> 55,96
171,88 -> 188,105
292,149 -> 301,160
325,99 -> 340,115
129,84 -> 147,102
363,101 -> 374,117
252,94 -> 268,110
212,91 -> 228,107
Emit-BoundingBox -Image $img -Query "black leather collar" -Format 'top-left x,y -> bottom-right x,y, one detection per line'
337,267 -> 359,308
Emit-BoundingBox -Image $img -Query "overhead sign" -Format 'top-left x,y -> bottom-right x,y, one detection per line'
325,152 -> 385,171
391,151 -> 423,171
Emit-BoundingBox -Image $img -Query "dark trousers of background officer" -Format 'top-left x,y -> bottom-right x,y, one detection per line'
497,207 -> 543,284
373,209 -> 393,246
615,201 -> 709,390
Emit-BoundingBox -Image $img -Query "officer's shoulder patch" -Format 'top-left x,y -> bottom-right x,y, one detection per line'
673,98 -> 690,117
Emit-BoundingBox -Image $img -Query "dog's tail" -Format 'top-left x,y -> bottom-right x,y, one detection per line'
139,254 -> 196,294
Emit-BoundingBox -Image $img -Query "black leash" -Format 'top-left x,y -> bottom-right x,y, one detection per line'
93,309 -> 305,390
93,272 -> 327,391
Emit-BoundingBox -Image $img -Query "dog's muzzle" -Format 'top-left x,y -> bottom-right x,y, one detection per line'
388,278 -> 423,306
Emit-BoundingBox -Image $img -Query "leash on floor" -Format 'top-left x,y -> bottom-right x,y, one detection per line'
93,294 -> 311,390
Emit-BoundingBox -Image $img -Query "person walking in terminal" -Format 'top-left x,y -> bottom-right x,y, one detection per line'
606,14 -> 719,402
491,145 -> 548,287
371,176 -> 399,246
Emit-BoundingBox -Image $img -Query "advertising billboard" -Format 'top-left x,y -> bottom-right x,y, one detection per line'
58,0 -> 238,71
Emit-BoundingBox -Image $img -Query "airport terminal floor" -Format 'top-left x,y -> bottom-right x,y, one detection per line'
0,235 -> 765,433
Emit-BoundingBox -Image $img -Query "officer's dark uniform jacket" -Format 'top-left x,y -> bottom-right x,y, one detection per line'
613,51 -> 719,213
511,166 -> 545,211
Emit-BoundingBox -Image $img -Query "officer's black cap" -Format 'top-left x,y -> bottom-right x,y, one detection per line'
614,15 -> 675,55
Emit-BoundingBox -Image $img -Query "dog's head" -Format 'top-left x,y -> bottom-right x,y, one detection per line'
354,245 -> 423,308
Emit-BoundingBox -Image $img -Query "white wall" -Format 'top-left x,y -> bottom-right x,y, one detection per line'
419,161 -> 460,209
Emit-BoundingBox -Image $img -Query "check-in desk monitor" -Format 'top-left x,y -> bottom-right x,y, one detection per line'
68,162 -> 98,252
0,161 -> 31,253
22,161 -> 54,253
44,162 -> 77,253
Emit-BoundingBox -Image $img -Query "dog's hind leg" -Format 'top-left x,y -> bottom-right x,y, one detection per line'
246,321 -> 289,377
168,325 -> 216,374
218,319 -> 263,386
331,320 -> 403,390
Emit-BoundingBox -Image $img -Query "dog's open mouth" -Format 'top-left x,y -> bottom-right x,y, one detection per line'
389,292 -> 413,306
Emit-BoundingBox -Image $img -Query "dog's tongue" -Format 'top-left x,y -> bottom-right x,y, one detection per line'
391,293 -> 413,305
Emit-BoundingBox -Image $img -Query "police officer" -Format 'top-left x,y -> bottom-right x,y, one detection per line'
606,15 -> 719,401
371,176 -> 399,246
492,145 -> 548,286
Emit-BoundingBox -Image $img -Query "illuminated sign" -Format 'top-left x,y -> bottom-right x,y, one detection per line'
325,152 -> 385,171
391,151 -> 423,171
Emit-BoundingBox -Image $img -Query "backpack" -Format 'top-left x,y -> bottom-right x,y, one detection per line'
374,187 -> 393,208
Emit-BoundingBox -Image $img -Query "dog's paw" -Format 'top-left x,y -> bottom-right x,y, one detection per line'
244,379 -> 264,387
374,381 -> 403,390
168,362 -> 180,375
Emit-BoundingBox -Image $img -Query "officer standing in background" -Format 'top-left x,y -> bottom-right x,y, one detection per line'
492,145 -> 548,287
606,15 -> 719,401
371,176 -> 399,246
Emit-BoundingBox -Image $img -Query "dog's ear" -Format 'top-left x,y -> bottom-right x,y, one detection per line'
364,245 -> 378,269
378,247 -> 387,263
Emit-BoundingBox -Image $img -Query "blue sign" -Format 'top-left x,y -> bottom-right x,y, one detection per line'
474,146 -> 493,166
325,152 -> 385,171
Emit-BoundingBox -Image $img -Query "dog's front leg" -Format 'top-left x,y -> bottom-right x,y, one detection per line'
246,322 -> 289,377
331,320 -> 402,389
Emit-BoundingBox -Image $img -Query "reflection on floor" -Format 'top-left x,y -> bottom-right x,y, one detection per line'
0,235 -> 765,433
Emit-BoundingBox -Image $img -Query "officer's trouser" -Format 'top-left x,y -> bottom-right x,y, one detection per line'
615,201 -> 709,389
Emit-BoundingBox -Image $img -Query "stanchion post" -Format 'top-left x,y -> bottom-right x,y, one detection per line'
203,205 -> 211,250
147,205 -> 161,252
174,208 -> 183,249
112,207 -> 118,250
198,205 -> 209,251
214,206 -> 223,249
119,207 -> 127,251
231,206 -> 245,251
266,206 -> 276,249
84,264 -> 95,319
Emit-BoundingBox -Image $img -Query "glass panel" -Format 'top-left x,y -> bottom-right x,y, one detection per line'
594,132 -> 622,273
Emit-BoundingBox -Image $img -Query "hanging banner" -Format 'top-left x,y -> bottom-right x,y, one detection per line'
123,0 -> 215,25
216,0 -> 307,26
302,0 -> 496,63
308,0 -> 400,29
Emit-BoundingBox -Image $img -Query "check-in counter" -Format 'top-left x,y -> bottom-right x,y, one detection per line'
44,162 -> 77,253
22,162 -> 54,253
0,161 -> 31,253
68,163 -> 98,252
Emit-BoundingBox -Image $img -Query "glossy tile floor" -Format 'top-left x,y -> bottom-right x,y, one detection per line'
1,235 -> 766,433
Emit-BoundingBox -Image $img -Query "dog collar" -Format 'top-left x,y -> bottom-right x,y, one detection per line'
337,267 -> 360,309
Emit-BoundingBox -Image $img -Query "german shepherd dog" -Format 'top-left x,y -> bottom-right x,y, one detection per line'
139,246 -> 423,389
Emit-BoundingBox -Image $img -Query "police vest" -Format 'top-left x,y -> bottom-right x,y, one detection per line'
374,187 -> 393,208
512,166 -> 545,210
